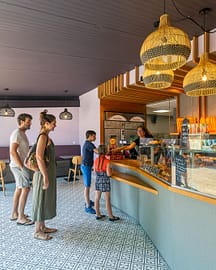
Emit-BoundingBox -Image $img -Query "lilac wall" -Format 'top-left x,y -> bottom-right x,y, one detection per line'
0,107 -> 79,146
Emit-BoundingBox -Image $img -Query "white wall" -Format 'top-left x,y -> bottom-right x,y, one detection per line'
79,88 -> 100,148
0,107 -> 79,146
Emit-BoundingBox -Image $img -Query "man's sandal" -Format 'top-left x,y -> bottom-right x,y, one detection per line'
34,232 -> 52,241
17,219 -> 34,226
10,214 -> 30,221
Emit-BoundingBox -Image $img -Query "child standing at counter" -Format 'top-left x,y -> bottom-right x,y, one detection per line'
81,130 -> 98,214
94,145 -> 120,221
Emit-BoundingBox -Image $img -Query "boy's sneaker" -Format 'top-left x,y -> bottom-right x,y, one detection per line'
84,200 -> 94,207
85,206 -> 96,214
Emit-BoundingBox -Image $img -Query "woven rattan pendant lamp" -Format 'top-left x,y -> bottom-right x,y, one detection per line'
183,8 -> 216,96
143,67 -> 174,89
140,12 -> 191,71
183,52 -> 216,96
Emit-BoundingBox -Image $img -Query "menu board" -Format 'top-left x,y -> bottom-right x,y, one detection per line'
181,118 -> 189,148
175,154 -> 187,185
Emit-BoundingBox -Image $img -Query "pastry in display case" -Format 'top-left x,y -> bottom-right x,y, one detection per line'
172,147 -> 216,197
140,142 -> 172,183
139,138 -> 216,198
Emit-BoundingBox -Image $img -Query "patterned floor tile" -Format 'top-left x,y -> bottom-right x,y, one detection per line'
0,177 -> 171,270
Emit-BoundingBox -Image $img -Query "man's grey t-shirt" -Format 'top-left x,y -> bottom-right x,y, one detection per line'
9,129 -> 29,167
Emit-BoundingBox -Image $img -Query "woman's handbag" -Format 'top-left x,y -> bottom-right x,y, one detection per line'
24,133 -> 49,171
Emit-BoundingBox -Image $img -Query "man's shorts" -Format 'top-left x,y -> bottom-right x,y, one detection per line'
10,166 -> 31,188
81,164 -> 92,187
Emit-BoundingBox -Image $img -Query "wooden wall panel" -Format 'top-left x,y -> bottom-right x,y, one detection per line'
100,100 -> 146,143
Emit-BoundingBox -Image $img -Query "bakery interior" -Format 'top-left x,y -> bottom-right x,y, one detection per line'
0,1 -> 216,270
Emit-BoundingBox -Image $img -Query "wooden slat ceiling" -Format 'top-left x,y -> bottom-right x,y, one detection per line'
98,66 -> 188,104
0,0 -> 215,98
98,43 -> 216,105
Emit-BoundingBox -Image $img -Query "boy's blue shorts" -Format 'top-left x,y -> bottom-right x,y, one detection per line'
81,164 -> 92,187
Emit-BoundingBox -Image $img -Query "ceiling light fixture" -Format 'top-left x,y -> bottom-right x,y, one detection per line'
140,11 -> 191,71
59,108 -> 73,120
183,8 -> 216,96
183,52 -> 216,96
143,67 -> 174,89
153,109 -> 170,113
0,88 -> 15,117
59,90 -> 73,120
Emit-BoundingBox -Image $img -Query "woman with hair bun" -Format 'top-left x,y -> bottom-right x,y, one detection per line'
32,110 -> 57,240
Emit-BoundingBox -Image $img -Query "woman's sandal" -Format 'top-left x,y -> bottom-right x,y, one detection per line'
109,216 -> 120,222
43,227 -> 58,233
95,215 -> 106,220
34,231 -> 52,241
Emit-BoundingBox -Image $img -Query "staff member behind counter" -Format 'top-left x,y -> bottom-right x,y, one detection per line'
112,126 -> 154,158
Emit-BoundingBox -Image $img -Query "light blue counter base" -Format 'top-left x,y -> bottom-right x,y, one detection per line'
111,166 -> 216,270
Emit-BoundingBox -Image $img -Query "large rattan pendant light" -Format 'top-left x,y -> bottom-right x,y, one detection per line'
183,52 -> 216,96
183,8 -> 216,97
143,67 -> 174,89
140,4 -> 191,71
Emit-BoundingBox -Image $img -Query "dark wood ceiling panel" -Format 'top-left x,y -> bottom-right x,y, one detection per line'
0,0 -> 215,98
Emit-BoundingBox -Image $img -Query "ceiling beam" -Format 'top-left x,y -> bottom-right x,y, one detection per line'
0,96 -> 80,108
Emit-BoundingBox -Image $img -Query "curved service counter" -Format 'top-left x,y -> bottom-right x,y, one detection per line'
110,159 -> 216,270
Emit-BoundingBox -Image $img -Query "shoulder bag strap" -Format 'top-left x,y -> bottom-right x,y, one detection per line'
37,133 -> 48,146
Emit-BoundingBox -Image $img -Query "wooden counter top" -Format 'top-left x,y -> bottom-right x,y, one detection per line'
111,160 -> 216,205
112,170 -> 158,195
111,160 -> 169,188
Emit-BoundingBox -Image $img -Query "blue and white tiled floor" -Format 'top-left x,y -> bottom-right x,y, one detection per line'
0,177 -> 170,270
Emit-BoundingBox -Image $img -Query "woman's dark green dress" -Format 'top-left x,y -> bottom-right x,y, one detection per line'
32,141 -> 56,222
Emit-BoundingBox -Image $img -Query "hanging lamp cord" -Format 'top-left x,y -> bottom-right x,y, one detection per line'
171,0 -> 216,33
163,0 -> 166,14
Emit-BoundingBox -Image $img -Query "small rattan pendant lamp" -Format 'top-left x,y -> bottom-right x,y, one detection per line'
140,13 -> 191,71
143,66 -> 174,89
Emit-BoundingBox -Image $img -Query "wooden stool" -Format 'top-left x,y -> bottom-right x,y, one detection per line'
68,156 -> 82,183
0,160 -> 6,195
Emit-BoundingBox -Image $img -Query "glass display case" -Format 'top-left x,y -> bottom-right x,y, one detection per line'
139,137 -> 216,198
